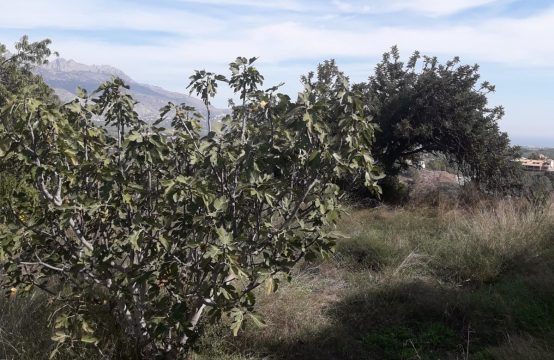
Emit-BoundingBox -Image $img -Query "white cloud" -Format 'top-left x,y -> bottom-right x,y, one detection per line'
0,0 -> 224,35
170,8 -> 554,66
332,0 -> 506,16
181,0 -> 507,16
381,0 -> 503,16
0,0 -> 512,35
331,0 -> 371,13
10,5 -> 552,79
177,0 -> 306,11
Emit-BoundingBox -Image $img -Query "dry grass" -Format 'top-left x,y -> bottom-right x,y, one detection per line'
436,199 -> 552,282
0,292 -> 53,359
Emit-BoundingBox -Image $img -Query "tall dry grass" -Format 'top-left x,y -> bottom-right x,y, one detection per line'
336,197 -> 553,284
436,198 -> 553,282
0,292 -> 53,359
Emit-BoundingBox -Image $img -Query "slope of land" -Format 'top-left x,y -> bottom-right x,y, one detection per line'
35,58 -> 227,127
521,147 -> 554,159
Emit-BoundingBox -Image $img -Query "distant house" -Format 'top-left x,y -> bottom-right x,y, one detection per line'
517,155 -> 554,172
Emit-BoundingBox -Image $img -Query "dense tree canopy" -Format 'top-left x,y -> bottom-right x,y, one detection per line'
355,47 -> 522,193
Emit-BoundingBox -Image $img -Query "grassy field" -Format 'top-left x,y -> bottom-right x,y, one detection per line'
2,198 -> 554,359
193,199 -> 554,360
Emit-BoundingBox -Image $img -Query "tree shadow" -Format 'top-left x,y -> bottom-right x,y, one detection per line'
259,280 -> 473,359
251,256 -> 554,360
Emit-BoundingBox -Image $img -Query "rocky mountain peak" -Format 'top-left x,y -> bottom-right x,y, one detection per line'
34,57 -> 226,126
39,57 -> 132,82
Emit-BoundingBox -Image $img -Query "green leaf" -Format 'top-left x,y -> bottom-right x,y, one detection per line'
230,308 -> 244,336
122,193 -> 132,204
264,276 -> 276,295
51,331 -> 68,343
216,226 -> 232,245
128,230 -> 141,251
248,313 -> 267,328
264,193 -> 274,206
0,138 -> 12,157
303,112 -> 312,125
213,196 -> 228,211
81,320 -> 94,333
127,132 -> 143,143
80,334 -> 99,344
54,314 -> 68,329
76,86 -> 88,98
159,235 -> 169,250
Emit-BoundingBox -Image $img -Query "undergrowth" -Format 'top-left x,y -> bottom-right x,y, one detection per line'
2,198 -> 553,359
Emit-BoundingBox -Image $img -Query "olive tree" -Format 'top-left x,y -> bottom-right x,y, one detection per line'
0,55 -> 379,357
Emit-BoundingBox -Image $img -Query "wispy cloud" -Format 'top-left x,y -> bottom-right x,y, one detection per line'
178,0 -> 307,11
330,0 -> 505,16
57,8 -> 552,65
180,0 -> 507,16
0,0 -> 223,35
3,0 -> 550,67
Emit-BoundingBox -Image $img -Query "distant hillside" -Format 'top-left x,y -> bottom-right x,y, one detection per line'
35,58 -> 227,127
521,147 -> 554,159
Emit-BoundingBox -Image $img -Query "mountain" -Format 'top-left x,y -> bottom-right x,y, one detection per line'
35,58 -> 226,126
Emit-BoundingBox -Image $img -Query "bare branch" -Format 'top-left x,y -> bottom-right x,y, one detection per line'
69,218 -> 94,252
21,254 -> 64,272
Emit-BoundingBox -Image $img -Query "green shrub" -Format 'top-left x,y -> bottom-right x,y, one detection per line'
0,53 -> 380,357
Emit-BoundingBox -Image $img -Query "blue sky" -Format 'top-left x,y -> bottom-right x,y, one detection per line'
1,0 -> 553,146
